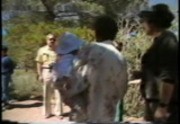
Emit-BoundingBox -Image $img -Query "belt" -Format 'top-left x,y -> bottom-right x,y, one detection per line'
42,67 -> 53,72
42,67 -> 51,69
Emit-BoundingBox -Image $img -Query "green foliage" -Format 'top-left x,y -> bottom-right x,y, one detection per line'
75,1 -> 105,15
5,21 -> 94,69
74,1 -> 105,26
116,20 -> 152,78
10,70 -> 42,100
124,83 -> 144,117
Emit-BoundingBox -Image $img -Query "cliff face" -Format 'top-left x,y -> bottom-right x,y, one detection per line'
2,0 -> 149,22
53,0 -> 149,21
53,2 -> 79,21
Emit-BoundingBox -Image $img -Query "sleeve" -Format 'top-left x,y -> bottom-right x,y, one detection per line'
35,49 -> 43,63
158,36 -> 178,84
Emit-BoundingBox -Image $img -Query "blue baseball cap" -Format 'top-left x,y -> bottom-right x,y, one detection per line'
57,32 -> 84,54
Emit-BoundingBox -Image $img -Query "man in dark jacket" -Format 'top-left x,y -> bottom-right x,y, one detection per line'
1,46 -> 16,109
139,4 -> 178,124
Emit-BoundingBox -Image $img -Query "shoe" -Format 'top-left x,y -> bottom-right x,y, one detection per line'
55,114 -> 64,120
4,101 -> 9,106
2,106 -> 6,111
44,114 -> 53,119
8,99 -> 16,104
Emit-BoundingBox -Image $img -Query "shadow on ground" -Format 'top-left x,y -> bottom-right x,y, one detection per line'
11,95 -> 43,102
8,102 -> 42,110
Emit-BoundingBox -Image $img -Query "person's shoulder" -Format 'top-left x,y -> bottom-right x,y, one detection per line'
2,56 -> 14,64
38,45 -> 48,53
3,56 -> 11,60
164,30 -> 178,42
39,45 -> 48,50
160,31 -> 178,51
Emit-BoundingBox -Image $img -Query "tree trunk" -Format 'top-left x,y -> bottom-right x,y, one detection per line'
40,0 -> 56,21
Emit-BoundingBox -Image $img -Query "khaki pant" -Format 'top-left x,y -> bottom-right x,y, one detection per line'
42,69 -> 63,116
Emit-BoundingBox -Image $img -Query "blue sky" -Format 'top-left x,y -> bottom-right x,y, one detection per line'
149,0 -> 178,10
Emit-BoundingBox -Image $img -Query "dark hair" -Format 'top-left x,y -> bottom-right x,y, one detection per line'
93,15 -> 118,41
139,4 -> 175,29
2,46 -> 8,52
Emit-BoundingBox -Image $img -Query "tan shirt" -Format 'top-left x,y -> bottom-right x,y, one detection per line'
35,45 -> 57,67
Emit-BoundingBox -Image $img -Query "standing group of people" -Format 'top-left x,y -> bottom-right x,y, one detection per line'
35,4 -> 178,124
2,3 -> 178,124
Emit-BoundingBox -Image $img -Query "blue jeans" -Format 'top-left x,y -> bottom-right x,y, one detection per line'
1,74 -> 11,103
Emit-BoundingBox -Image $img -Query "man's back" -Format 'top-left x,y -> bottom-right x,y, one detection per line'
70,43 -> 128,122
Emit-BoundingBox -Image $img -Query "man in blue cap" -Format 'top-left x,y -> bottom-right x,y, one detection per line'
1,45 -> 16,109
53,32 -> 87,121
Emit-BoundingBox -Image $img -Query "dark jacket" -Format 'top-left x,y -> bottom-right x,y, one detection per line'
141,31 -> 178,105
1,56 -> 16,75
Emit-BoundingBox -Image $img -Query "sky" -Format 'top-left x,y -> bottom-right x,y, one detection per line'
149,0 -> 178,11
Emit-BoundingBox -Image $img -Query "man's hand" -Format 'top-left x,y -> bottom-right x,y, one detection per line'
154,107 -> 170,122
38,75 -> 43,82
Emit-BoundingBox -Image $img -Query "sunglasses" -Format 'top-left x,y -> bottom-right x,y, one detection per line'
49,38 -> 56,41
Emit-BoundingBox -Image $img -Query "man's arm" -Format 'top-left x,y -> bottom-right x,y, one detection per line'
154,35 -> 178,120
37,62 -> 42,77
158,36 -> 178,105
35,49 -> 43,81
159,82 -> 174,105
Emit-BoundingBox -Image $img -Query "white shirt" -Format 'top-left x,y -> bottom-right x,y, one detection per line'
103,40 -> 118,48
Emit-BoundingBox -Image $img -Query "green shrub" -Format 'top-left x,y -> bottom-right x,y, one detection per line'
124,83 -> 144,117
116,20 -> 152,79
10,70 -> 42,100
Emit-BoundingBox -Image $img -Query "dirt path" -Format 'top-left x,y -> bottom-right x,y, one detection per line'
2,98 -> 144,123
2,98 -> 71,123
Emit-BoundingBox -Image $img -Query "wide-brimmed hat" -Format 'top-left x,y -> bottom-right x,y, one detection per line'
57,32 -> 84,54
138,7 -> 154,20
138,4 -> 175,29
138,4 -> 174,22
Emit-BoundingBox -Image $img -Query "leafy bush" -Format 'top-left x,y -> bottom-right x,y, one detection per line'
116,19 -> 152,79
10,70 -> 42,100
124,82 -> 144,117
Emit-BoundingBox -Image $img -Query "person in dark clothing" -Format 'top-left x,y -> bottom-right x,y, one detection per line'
138,4 -> 178,124
1,46 -> 16,109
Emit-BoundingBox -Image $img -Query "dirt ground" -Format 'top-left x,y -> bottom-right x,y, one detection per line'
2,97 -> 144,123
2,97 -> 71,123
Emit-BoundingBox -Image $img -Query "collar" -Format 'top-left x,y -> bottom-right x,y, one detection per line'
45,45 -> 55,51
103,40 -> 118,47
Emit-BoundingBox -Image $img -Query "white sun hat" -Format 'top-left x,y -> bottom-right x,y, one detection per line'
57,32 -> 85,54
